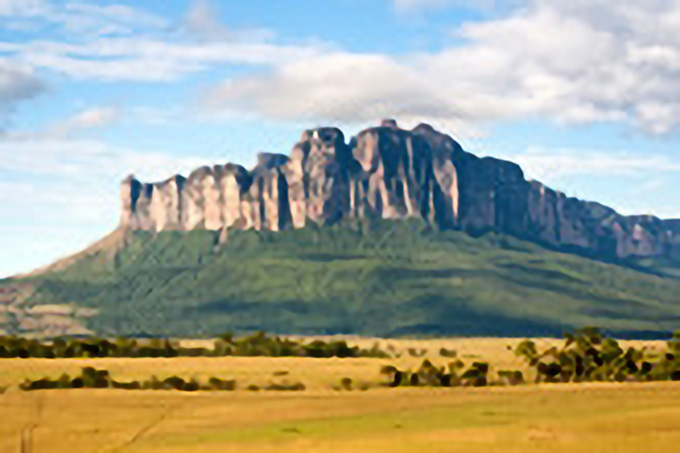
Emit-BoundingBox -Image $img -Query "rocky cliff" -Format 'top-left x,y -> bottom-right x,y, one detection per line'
120,120 -> 680,260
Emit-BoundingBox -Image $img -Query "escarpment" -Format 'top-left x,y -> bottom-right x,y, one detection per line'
120,120 -> 680,260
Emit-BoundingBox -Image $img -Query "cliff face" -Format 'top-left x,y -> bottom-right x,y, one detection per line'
120,120 -> 679,260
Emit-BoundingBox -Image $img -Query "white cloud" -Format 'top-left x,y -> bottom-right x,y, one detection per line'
0,0 -> 305,83
0,0 -> 47,16
63,3 -> 167,31
209,53 -> 451,120
202,0 -> 680,135
3,37 -> 324,82
0,0 -> 167,37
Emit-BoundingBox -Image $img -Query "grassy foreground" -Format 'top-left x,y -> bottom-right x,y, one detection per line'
3,384 -> 680,452
1,337 -> 678,452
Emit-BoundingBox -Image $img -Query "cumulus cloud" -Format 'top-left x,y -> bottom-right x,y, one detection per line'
203,0 -> 680,135
208,53 -> 458,121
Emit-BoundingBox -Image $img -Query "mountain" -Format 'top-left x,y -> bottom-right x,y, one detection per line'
120,119 -> 680,261
2,120 -> 680,339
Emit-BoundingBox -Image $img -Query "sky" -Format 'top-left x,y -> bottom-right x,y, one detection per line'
1,0 -> 680,277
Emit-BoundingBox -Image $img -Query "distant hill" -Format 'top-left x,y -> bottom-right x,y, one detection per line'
3,119 -> 680,338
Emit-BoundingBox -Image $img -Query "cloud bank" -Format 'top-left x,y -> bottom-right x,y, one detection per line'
207,0 -> 680,135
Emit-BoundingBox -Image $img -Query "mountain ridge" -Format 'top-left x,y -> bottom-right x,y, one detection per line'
119,119 -> 680,262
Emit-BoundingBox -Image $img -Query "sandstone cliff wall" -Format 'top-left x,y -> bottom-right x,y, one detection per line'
120,120 -> 679,260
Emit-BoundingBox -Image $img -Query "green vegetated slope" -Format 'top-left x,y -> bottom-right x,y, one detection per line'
7,220 -> 680,338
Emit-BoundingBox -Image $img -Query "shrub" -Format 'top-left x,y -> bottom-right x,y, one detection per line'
56,373 -> 71,389
163,376 -> 186,391
340,377 -> 353,391
23,378 -> 58,391
265,381 -> 306,391
461,362 -> 489,387
183,379 -> 200,392
111,380 -> 141,390
379,365 -> 402,387
497,370 -> 524,386
439,348 -> 457,358
208,377 -> 237,391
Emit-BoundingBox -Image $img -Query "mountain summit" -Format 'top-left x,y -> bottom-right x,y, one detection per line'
121,120 -> 679,260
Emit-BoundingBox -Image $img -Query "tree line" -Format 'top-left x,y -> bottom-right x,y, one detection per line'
0,331 -> 390,359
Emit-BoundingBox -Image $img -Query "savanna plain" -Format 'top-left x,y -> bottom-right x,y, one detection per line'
1,337 -> 679,452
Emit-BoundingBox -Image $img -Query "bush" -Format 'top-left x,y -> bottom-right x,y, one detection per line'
208,377 -> 237,391
163,376 -> 186,391
379,365 -> 402,387
111,380 -> 141,390
497,370 -> 524,386
183,379 -> 200,392
439,348 -> 457,358
340,377 -> 353,391
265,381 -> 305,391
56,373 -> 71,389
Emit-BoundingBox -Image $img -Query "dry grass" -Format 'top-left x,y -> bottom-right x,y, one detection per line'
0,337 -> 675,452
2,384 -> 680,452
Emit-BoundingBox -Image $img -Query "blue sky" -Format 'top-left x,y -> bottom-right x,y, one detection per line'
1,0 -> 680,277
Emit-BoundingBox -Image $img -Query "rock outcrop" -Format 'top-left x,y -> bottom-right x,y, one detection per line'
119,120 -> 679,260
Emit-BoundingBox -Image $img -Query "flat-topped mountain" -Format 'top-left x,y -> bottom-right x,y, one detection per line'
121,120 -> 680,260
3,120 -> 680,339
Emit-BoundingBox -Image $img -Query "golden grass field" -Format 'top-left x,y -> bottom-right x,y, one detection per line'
0,337 -> 677,452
